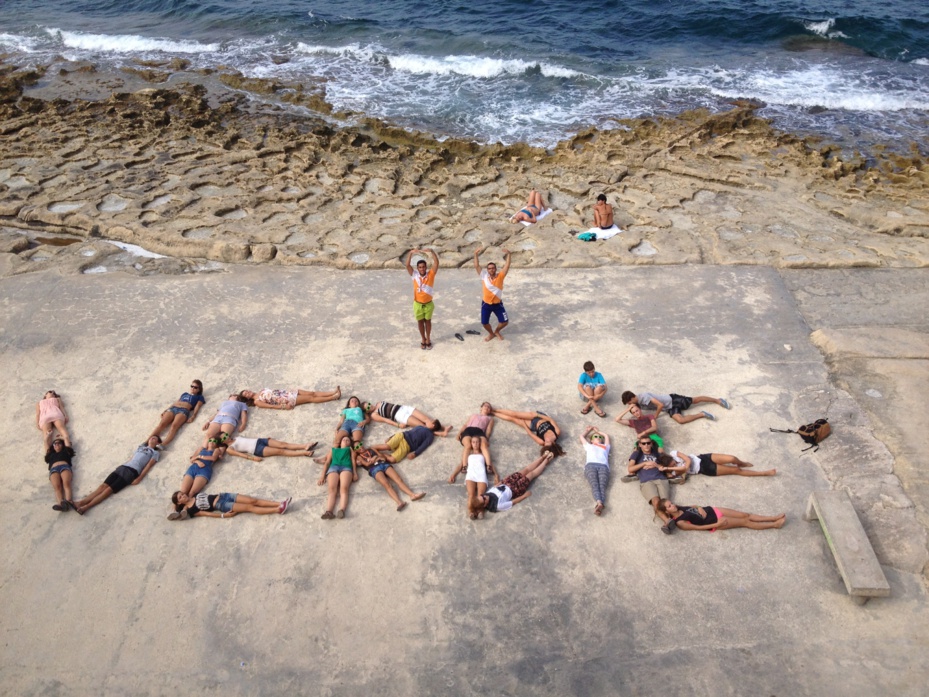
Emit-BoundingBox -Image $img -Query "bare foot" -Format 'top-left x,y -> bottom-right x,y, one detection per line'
313,457 -> 326,465
765,469 -> 777,476
303,450 -> 315,458
774,517 -> 786,528
594,502 -> 604,516
495,332 -> 504,340
396,501 -> 408,512
411,492 -> 426,501
484,334 -> 495,342
478,511 -> 485,519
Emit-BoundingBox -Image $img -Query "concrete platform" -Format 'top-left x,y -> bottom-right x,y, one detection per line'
1,264 -> 926,696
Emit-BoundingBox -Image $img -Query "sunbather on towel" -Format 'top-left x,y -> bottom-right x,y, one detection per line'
510,190 -> 548,224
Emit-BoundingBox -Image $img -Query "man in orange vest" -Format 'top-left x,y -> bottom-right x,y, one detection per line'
406,248 -> 439,350
473,245 -> 512,342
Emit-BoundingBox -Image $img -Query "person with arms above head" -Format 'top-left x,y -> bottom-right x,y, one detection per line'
580,426 -> 612,516
406,247 -> 439,350
615,402 -> 663,449
473,245 -> 511,342
621,389 -> 730,425
73,436 -> 162,515
578,360 -> 608,417
468,450 -> 554,517
593,193 -> 614,230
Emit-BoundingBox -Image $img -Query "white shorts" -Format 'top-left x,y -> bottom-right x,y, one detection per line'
395,405 -> 415,426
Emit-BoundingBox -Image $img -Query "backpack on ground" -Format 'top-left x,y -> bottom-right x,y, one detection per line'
770,418 -> 831,453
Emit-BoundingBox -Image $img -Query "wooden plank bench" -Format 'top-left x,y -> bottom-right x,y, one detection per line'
804,490 -> 890,604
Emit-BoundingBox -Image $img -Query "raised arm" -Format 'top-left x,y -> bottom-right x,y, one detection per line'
579,425 -> 593,446
428,248 -> 439,270
405,248 -> 419,275
500,248 -> 512,276
661,453 -> 689,476
473,245 -> 484,275
614,403 -> 634,424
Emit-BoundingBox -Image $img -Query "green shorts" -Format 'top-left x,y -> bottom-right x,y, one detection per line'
414,300 -> 434,321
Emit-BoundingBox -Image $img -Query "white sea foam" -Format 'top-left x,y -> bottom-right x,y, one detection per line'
0,32 -> 40,52
914,58 -> 929,66
802,18 -> 848,40
46,28 -> 218,54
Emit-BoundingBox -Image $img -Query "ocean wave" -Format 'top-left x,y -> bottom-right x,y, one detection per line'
46,28 -> 219,54
802,18 -> 849,40
295,42 -> 581,78
0,32 -> 41,53
708,65 -> 929,112
914,58 -> 929,66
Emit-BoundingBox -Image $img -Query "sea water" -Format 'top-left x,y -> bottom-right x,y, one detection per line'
1,0 -> 927,153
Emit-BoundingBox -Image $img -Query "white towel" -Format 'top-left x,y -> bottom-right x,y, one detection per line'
586,225 -> 622,240
515,208 -> 552,226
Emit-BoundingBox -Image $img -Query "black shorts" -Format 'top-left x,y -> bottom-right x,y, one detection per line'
668,394 -> 693,416
698,454 -> 717,476
459,426 -> 486,440
104,465 -> 138,493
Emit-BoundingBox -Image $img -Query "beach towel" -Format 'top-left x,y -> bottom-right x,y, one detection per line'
576,225 -> 622,241
514,208 -> 552,226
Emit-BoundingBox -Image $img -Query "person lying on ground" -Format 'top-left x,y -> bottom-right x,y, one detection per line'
46,437 -> 76,512
449,438 -> 497,518
169,491 -> 291,520
580,426 -> 611,517
468,451 -> 555,516
73,436 -> 162,514
626,436 -> 675,534
36,390 -> 71,451
656,499 -> 786,532
314,395 -> 371,468
180,440 -> 227,498
357,447 -> 426,512
149,379 -> 205,447
368,425 -> 441,463
615,402 -> 663,449
657,452 -> 776,481
365,401 -> 451,435
621,390 -> 730,424
509,190 -> 548,224
317,435 -> 357,519
225,436 -> 318,462
202,393 -> 250,445
489,407 -> 564,457
239,386 -> 340,410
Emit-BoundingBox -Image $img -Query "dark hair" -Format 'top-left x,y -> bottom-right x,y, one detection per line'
237,391 -> 255,406
171,490 -> 186,512
45,390 -> 60,398
621,391 -> 636,405
431,419 -> 443,432
657,454 -> 674,466
191,379 -> 203,391
656,499 -> 675,517
597,193 -> 607,202
583,361 -> 595,372
345,395 -> 360,409
541,443 -> 565,458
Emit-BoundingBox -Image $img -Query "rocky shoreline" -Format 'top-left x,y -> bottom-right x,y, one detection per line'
1,58 -> 928,277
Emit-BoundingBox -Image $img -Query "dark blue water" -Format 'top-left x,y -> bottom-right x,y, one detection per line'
1,0 -> 927,151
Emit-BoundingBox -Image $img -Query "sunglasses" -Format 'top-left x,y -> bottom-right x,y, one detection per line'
190,385 -> 200,390
639,441 -> 653,446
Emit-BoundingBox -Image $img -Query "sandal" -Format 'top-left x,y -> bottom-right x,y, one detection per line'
580,404 -> 592,415
321,511 -> 335,520
594,408 -> 606,418
421,342 -> 427,350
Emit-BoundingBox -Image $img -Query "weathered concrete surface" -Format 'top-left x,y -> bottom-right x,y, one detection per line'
1,265 -> 927,696
783,268 -> 929,579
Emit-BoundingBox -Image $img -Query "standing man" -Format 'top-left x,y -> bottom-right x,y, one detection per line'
406,248 -> 439,350
474,245 -> 511,342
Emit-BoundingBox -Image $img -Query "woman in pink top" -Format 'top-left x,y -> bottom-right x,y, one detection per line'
457,401 -> 495,451
36,390 -> 71,451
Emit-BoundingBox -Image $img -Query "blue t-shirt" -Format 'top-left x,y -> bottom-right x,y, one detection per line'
629,450 -> 663,482
578,371 -> 605,386
179,392 -> 206,408
217,400 -> 248,422
342,406 -> 365,423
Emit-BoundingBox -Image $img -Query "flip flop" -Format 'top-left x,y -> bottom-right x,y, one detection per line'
466,330 -> 481,335
580,404 -> 592,415
52,503 -> 64,511
595,408 -> 606,418
455,333 -> 464,341
305,442 -> 319,451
